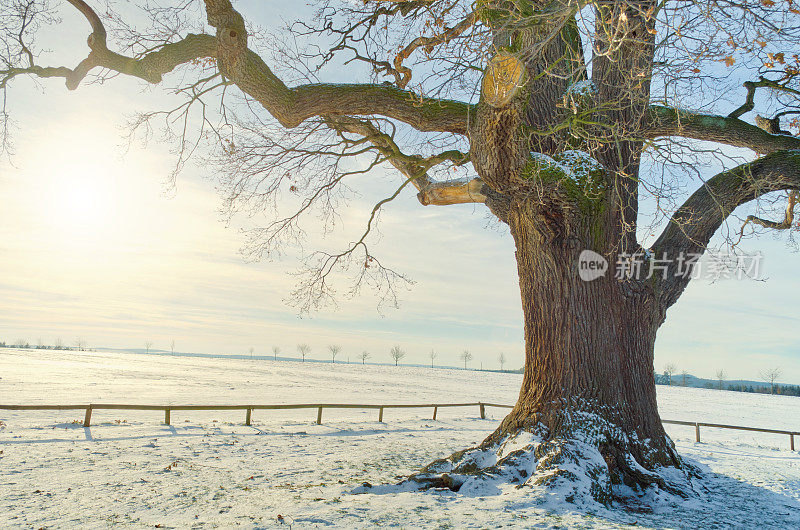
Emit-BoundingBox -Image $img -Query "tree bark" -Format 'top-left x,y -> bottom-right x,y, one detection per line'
493,200 -> 680,469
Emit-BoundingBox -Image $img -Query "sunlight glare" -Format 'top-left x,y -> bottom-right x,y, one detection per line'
29,123 -> 151,252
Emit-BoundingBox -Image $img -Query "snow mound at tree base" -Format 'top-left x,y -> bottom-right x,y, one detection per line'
356,412 -> 703,512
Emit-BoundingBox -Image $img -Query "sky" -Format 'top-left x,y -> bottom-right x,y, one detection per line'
0,1 -> 798,383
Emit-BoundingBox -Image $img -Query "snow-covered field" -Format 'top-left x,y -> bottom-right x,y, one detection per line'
1,348 -> 798,528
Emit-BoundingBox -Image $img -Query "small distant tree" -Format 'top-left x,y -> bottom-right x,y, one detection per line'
14,338 -> 27,348
680,370 -> 689,387
760,367 -> 783,395
329,344 -> 341,363
74,338 -> 86,351
248,346 -> 255,357
663,363 -> 677,386
170,340 -> 176,356
272,346 -> 280,361
360,350 -> 370,365
297,343 -> 310,362
715,369 -> 727,390
145,341 -> 153,354
498,352 -> 507,372
429,350 -> 437,368
390,345 -> 405,366
460,350 -> 473,370
54,337 -> 63,350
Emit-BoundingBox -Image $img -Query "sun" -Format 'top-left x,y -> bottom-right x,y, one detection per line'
19,115 -> 201,260
41,166 -> 117,247
55,177 -> 109,226
25,123 -> 143,251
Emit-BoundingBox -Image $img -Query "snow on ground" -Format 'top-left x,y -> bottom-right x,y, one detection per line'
1,348 -> 798,528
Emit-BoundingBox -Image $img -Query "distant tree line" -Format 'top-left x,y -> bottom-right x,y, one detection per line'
0,338 -> 87,351
654,365 -> 798,397
3,336 -> 528,372
720,383 -> 800,396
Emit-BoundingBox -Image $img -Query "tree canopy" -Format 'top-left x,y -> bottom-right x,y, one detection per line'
2,0 -> 798,312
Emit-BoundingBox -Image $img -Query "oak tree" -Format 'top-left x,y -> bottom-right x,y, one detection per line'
3,0 -> 799,505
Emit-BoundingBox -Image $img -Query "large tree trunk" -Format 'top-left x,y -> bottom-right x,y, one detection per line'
493,201 -> 683,485
406,199 -> 693,504
495,201 -> 670,453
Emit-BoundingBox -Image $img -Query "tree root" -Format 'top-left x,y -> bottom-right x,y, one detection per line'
391,413 -> 700,509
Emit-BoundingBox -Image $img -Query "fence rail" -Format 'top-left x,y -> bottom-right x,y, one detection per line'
0,403 -> 796,450
0,402 -> 511,427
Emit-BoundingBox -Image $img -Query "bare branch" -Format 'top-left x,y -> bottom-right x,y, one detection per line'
729,77 -> 800,120
3,0 -> 475,137
198,0 -> 475,135
324,116 -> 483,205
392,11 -> 478,89
652,151 -> 800,309
647,106 -> 800,154
290,169 -> 422,312
0,0 -> 218,90
734,190 -> 799,245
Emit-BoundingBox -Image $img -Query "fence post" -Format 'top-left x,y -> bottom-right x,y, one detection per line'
695,423 -> 701,443
83,405 -> 92,427
246,408 -> 252,426
479,403 -> 486,420
378,407 -> 384,422
164,409 -> 171,425
791,433 -> 795,451
432,406 -> 437,420
317,406 -> 323,425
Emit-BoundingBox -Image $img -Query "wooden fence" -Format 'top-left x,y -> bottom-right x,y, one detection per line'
0,403 -> 797,450
661,419 -> 797,451
0,402 -> 508,427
